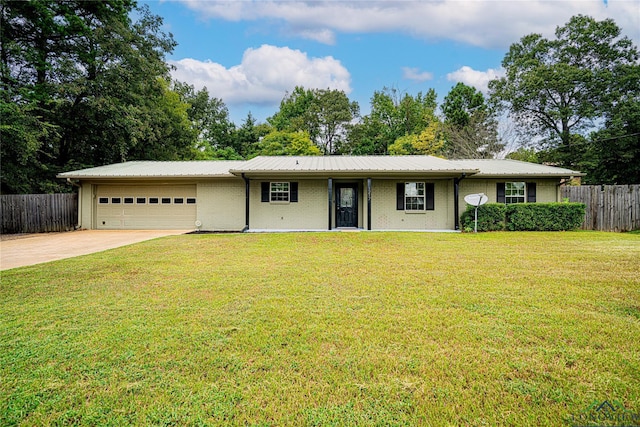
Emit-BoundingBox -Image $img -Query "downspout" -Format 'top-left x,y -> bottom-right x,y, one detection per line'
242,173 -> 250,232
66,178 -> 82,229
453,173 -> 466,230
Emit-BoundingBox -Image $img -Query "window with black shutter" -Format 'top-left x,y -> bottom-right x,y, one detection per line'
397,182 -> 434,211
498,182 -> 534,204
261,182 -> 298,203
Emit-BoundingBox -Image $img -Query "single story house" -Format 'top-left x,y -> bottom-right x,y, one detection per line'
57,156 -> 583,232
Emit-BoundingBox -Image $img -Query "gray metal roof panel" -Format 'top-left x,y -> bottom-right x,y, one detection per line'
57,161 -> 246,179
230,156 -> 478,175
449,159 -> 584,177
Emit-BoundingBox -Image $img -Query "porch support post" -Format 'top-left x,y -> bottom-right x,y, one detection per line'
453,173 -> 466,230
242,173 -> 250,232
328,178 -> 333,230
367,178 -> 372,230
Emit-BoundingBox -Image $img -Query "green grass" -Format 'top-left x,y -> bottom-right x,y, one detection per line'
1,232 -> 639,426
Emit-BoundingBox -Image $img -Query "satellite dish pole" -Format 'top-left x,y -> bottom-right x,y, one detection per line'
463,193 -> 488,233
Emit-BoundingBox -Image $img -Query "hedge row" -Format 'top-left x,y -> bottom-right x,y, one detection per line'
461,203 -> 586,232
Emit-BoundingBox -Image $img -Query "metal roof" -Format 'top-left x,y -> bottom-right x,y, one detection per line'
57,157 -> 583,180
57,161 -> 245,179
229,156 -> 478,176
448,159 -> 584,177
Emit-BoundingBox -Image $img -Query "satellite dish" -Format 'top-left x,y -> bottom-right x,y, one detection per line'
463,193 -> 488,233
464,193 -> 488,207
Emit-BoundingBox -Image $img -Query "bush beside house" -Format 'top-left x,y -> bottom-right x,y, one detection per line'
462,203 -> 586,232
461,204 -> 506,232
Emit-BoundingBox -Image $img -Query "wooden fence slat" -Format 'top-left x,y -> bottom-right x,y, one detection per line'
1,194 -> 78,234
561,185 -> 640,232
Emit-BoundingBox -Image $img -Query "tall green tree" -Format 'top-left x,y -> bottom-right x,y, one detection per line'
442,83 -> 503,159
442,82 -> 486,128
345,87 -> 439,155
174,82 -> 238,159
267,86 -> 358,154
581,99 -> 640,184
489,15 -> 639,168
232,112 -> 271,159
1,1 -> 192,193
251,130 -> 321,156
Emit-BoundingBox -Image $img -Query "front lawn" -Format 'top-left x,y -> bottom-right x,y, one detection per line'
1,232 -> 639,426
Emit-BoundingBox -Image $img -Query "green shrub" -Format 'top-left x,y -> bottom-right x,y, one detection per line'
505,203 -> 586,231
461,203 -> 506,232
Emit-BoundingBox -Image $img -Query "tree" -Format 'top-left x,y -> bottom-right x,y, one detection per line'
174,82 -> 239,159
267,86 -> 358,154
231,112 -> 271,159
388,122 -> 444,155
489,15 -> 639,168
1,1 -> 191,193
442,83 -> 503,159
251,130 -> 321,156
581,100 -> 640,184
442,82 -> 486,128
344,87 -> 439,155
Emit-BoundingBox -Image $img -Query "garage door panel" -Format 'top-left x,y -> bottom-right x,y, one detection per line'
96,185 -> 196,230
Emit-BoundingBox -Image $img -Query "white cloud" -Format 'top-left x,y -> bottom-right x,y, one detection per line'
446,66 -> 506,94
180,0 -> 640,48
169,44 -> 352,106
402,67 -> 433,82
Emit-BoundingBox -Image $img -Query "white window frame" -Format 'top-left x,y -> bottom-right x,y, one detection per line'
505,182 -> 526,204
405,182 -> 425,211
270,182 -> 290,202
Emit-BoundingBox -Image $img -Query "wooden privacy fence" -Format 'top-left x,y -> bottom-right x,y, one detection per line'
561,185 -> 640,232
1,193 -> 78,234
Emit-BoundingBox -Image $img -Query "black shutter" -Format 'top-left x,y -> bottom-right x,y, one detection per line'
396,183 -> 405,210
497,182 -> 506,203
425,183 -> 435,210
527,182 -> 536,203
261,182 -> 269,202
290,182 -> 298,202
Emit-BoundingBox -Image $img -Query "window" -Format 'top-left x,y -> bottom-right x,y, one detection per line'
111,197 -> 121,204
405,182 -> 425,211
98,197 -> 109,204
504,182 -> 526,204
124,197 -> 134,204
149,197 -> 159,204
261,182 -> 298,203
161,197 -> 171,204
186,198 -> 196,204
396,182 -> 435,211
136,197 -> 146,204
174,198 -> 184,204
497,182 -> 537,203
270,182 -> 289,202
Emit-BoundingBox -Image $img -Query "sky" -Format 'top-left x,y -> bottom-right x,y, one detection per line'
141,0 -> 640,125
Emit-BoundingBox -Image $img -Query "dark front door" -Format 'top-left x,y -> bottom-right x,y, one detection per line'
336,184 -> 358,228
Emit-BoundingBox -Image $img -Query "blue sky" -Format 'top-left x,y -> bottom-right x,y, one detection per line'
142,0 -> 640,125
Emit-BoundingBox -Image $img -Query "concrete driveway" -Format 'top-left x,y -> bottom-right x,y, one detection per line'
0,230 -> 188,270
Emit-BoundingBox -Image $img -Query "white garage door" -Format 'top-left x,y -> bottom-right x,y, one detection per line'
96,185 -> 197,229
